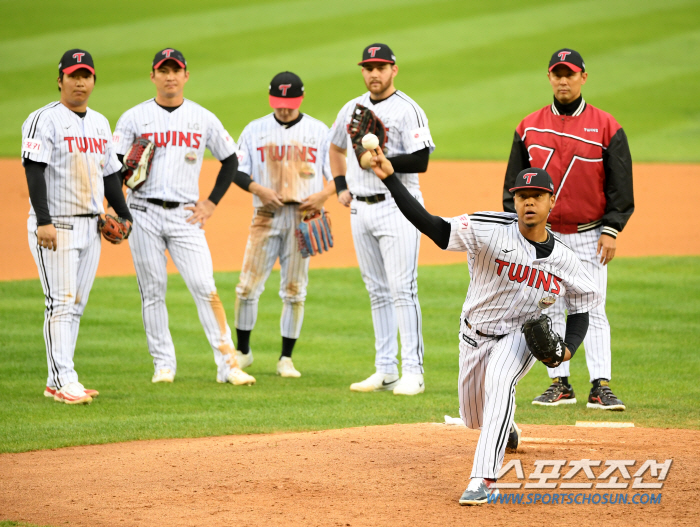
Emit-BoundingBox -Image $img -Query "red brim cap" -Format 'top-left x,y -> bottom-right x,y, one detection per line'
358,59 -> 395,66
153,58 -> 186,70
548,61 -> 582,72
62,64 -> 95,75
269,95 -> 303,109
509,185 -> 554,193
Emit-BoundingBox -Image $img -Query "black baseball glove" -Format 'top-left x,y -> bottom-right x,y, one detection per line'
347,104 -> 387,164
521,314 -> 566,368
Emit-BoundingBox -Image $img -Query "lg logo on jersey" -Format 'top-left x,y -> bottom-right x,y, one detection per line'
494,258 -> 562,294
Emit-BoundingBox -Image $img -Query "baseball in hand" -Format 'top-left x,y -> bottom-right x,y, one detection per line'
362,133 -> 379,151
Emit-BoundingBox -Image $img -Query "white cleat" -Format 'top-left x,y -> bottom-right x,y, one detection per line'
235,350 -> 254,369
152,368 -> 175,383
277,357 -> 301,378
53,382 -> 93,405
220,367 -> 256,386
350,372 -> 399,392
393,373 -> 425,396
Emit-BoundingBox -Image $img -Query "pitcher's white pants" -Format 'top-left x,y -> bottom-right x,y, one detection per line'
28,214 -> 101,389
128,196 -> 237,382
235,205 -> 309,339
548,227 -> 611,382
458,319 -> 536,480
350,194 -> 425,375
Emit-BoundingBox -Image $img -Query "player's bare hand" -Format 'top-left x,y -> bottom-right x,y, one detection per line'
251,183 -> 284,210
337,189 -> 352,207
597,233 -> 616,265
369,148 -> 394,180
359,150 -> 372,169
185,199 -> 216,227
299,191 -> 328,214
37,224 -> 57,251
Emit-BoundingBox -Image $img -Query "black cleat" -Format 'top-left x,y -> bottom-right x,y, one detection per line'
506,422 -> 521,452
532,378 -> 577,406
587,380 -> 625,411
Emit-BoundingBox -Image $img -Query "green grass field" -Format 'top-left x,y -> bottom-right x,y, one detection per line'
1,258 -> 698,454
1,0 -> 700,161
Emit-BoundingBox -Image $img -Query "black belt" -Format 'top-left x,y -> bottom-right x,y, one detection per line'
465,318 -> 506,340
74,213 -> 98,218
146,198 -> 182,209
355,193 -> 387,204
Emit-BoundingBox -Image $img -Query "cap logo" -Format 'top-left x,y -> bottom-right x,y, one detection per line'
162,49 -> 175,58
368,46 -> 381,57
557,51 -> 572,61
72,52 -> 85,63
523,172 -> 537,184
278,84 -> 292,96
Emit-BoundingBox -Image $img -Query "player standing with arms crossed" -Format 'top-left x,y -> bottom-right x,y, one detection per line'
22,49 -> 133,404
329,44 -> 434,395
231,72 -> 334,377
113,49 -> 254,386
503,49 -> 633,410
367,150 -> 602,504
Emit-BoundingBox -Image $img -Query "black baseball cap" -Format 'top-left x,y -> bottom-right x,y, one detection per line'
548,48 -> 585,73
358,43 -> 396,66
269,71 -> 304,109
152,48 -> 187,70
59,49 -> 95,75
509,168 -> 555,194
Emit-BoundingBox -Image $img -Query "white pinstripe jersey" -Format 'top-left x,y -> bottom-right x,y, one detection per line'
113,99 -> 236,203
445,211 -> 601,336
329,90 -> 435,196
21,102 -> 121,217
237,113 -> 332,207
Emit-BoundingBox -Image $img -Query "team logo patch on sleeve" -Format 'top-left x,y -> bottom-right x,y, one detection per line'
410,126 -> 432,143
22,138 -> 43,155
457,214 -> 469,230
221,130 -> 233,143
112,131 -> 122,145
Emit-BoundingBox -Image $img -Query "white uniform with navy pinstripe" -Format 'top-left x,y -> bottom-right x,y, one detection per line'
22,102 -> 121,389
445,211 -> 601,480
113,99 -> 238,381
329,91 -> 435,375
234,113 -> 331,338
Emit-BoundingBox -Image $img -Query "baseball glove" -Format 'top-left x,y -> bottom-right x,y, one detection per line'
347,104 -> 387,164
295,210 -> 333,258
122,137 -> 155,190
98,214 -> 132,244
521,314 -> 566,368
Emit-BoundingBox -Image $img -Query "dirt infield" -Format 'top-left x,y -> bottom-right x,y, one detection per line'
1,423 -> 697,526
3,159 -> 699,281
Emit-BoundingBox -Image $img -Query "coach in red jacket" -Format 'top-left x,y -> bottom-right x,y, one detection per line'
503,48 -> 633,411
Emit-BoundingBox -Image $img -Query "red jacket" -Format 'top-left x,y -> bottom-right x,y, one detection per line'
503,98 -> 634,237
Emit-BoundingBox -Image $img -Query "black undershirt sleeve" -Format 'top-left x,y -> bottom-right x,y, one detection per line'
233,170 -> 253,192
116,154 -> 125,185
103,173 -> 133,222
387,147 -> 430,173
381,174 -> 451,249
563,312 -> 589,358
24,160 -> 52,226
208,154 -> 238,204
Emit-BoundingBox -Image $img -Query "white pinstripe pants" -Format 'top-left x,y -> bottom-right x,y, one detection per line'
350,195 -> 424,375
28,215 -> 101,389
458,320 -> 536,480
235,205 -> 309,339
548,227 -> 611,382
128,196 -> 237,381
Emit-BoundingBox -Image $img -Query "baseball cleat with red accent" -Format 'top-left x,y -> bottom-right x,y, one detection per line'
531,378 -> 577,406
52,382 -> 93,405
587,380 -> 625,411
45,386 -> 99,398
